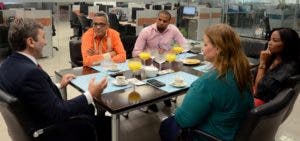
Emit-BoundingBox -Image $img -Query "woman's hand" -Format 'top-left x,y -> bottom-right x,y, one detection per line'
259,48 -> 272,65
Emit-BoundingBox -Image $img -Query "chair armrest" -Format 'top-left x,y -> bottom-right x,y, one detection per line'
69,61 -> 83,68
33,115 -> 97,140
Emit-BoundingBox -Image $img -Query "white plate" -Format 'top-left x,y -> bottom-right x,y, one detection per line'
170,82 -> 187,88
112,80 -> 129,86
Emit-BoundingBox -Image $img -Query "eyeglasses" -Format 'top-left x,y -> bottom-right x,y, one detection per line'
93,22 -> 107,27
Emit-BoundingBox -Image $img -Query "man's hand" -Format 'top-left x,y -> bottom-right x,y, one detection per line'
88,77 -> 108,98
60,74 -> 76,88
87,48 -> 96,56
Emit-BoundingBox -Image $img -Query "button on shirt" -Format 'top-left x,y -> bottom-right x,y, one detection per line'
132,23 -> 186,57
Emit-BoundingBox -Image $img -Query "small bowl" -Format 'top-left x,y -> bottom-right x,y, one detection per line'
144,66 -> 158,78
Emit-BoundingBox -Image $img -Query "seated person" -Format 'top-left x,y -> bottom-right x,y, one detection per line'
132,10 -> 186,57
159,24 -> 254,141
132,10 -> 186,112
0,18 -> 110,141
81,11 -> 126,66
253,28 -> 300,107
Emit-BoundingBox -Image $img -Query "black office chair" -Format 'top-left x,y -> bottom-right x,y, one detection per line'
120,35 -> 137,59
0,89 -> 98,141
178,88 -> 295,141
70,12 -> 82,39
240,36 -> 268,59
78,15 -> 91,33
282,74 -> 300,123
69,39 -> 83,68
108,13 -> 122,32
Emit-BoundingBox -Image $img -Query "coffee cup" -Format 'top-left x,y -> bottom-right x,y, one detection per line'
174,77 -> 184,85
144,66 -> 158,78
116,76 -> 126,84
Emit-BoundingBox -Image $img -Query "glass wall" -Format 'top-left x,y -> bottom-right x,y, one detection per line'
213,0 -> 300,39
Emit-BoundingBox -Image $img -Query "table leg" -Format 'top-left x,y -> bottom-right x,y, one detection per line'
112,114 -> 120,141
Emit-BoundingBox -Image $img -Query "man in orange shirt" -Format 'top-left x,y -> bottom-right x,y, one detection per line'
81,12 -> 126,66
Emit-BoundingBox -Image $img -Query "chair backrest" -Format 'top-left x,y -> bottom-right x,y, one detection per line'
240,37 -> 267,59
78,15 -> 91,33
281,74 -> 300,123
120,35 -> 137,59
0,89 -> 33,141
108,13 -> 121,32
69,39 -> 83,67
235,88 -> 295,141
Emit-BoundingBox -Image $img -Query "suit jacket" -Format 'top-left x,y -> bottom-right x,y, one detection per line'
0,53 -> 93,132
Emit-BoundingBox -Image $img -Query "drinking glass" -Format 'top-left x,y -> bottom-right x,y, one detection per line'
154,49 -> 166,72
128,58 -> 142,91
165,52 -> 176,69
172,46 -> 184,54
138,52 -> 151,66
146,48 -> 157,66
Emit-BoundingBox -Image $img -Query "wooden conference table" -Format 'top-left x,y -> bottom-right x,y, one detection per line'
55,53 -> 257,141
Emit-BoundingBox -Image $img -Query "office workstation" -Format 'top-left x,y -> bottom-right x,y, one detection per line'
0,1 -> 300,141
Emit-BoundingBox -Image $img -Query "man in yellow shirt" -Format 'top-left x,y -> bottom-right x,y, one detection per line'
81,12 -> 126,66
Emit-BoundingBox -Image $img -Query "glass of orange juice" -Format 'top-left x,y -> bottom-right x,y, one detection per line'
138,52 -> 151,65
128,58 -> 142,91
165,52 -> 176,69
172,46 -> 184,54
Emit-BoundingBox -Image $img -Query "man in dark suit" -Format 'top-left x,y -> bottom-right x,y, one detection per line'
0,18 -> 110,141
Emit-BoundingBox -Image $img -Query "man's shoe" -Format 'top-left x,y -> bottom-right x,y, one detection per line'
148,104 -> 158,112
164,99 -> 172,107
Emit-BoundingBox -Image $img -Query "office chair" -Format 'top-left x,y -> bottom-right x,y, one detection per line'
69,39 -> 83,68
0,89 -> 98,141
70,12 -> 82,39
282,74 -> 300,123
108,13 -> 122,32
240,36 -> 268,59
78,15 -> 91,33
177,87 -> 295,141
120,35 -> 137,59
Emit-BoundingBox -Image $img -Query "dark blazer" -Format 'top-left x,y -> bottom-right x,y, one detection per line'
0,53 -> 93,131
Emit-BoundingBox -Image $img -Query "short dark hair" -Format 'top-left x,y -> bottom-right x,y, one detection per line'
8,18 -> 43,51
158,10 -> 171,21
94,11 -> 109,23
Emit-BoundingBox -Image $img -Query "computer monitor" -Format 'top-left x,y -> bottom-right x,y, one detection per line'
131,7 -> 144,21
183,6 -> 196,16
153,5 -> 162,10
116,2 -> 128,8
164,5 -> 172,10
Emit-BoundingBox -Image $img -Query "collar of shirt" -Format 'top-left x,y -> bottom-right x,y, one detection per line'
151,23 -> 170,34
17,51 -> 38,66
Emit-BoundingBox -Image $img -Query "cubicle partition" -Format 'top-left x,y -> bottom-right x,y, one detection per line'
88,6 -> 99,19
184,7 -> 222,40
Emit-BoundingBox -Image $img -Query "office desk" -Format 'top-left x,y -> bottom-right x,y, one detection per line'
55,53 -> 257,141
